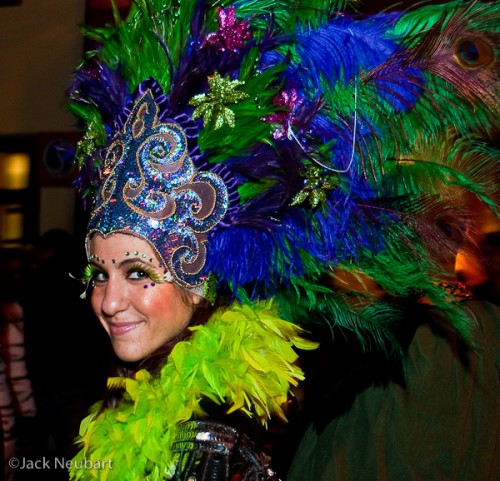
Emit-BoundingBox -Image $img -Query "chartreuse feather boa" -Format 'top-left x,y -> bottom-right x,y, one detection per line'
69,300 -> 318,481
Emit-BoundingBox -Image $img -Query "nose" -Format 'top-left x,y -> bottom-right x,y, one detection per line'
99,277 -> 129,317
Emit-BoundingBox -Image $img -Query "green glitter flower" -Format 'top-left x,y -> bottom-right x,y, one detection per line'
74,119 -> 107,169
291,165 -> 339,208
189,71 -> 249,130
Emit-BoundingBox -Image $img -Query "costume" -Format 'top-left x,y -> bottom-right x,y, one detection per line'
71,301 -> 314,480
286,299 -> 500,481
65,0 -> 499,480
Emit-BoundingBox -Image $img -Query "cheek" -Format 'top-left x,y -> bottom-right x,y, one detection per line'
140,287 -> 167,313
89,289 -> 101,314
148,287 -> 193,327
89,290 -> 110,331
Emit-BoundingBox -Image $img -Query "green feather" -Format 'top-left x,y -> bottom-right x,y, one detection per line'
70,301 -> 317,481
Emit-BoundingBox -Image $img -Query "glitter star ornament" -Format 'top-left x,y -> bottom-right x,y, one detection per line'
189,72 -> 249,130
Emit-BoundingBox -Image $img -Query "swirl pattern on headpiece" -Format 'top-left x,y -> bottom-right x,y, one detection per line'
87,89 -> 229,288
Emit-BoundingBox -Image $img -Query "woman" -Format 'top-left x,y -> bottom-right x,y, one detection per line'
66,1 -> 498,480
80,230 -> 308,479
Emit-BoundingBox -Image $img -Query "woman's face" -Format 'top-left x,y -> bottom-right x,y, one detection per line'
88,233 -> 201,362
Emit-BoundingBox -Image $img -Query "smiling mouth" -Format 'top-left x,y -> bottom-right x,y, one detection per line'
108,322 -> 143,336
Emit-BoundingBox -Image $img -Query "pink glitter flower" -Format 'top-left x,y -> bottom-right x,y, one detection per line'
261,89 -> 303,139
204,7 -> 252,52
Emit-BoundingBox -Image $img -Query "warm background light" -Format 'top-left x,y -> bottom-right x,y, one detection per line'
0,152 -> 30,189
0,204 -> 23,241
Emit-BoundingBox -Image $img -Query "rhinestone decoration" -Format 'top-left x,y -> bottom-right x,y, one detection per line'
87,89 -> 229,288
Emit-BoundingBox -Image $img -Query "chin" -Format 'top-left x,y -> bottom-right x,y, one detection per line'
116,353 -> 143,363
112,344 -> 146,363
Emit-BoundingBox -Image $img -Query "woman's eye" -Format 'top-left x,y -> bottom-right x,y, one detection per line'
128,269 -> 150,280
93,271 -> 108,283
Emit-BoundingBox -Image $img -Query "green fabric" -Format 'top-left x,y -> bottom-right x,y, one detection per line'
287,300 -> 500,481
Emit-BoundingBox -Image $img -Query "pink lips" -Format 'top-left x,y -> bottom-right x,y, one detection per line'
108,322 -> 143,336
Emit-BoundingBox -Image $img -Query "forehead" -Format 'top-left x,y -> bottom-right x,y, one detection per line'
89,233 -> 160,261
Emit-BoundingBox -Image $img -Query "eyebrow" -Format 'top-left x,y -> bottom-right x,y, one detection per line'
90,257 -> 152,269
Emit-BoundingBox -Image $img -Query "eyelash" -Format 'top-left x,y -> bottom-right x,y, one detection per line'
128,263 -> 164,283
81,264 -> 100,283
80,263 -> 164,284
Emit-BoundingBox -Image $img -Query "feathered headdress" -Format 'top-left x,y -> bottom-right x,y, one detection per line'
67,0 -> 499,349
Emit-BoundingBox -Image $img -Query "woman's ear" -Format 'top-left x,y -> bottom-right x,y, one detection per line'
190,292 -> 203,306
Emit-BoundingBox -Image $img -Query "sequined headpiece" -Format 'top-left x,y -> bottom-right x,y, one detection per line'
86,87 -> 229,292
69,0 -> 498,337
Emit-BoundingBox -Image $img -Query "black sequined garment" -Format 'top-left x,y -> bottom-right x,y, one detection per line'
172,420 -> 281,481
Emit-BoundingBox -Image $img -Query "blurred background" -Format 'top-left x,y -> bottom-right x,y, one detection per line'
0,0 -> 132,247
